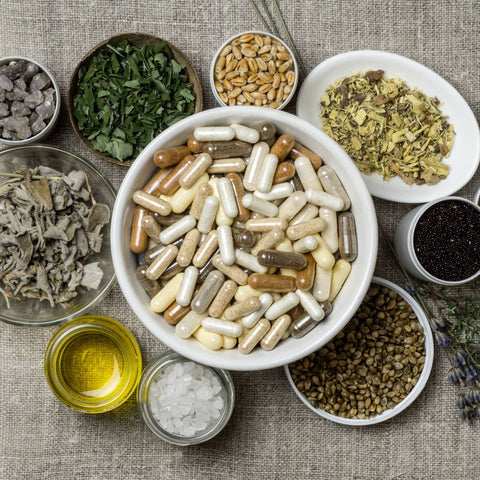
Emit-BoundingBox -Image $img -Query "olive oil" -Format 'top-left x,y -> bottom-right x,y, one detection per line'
61,333 -> 124,398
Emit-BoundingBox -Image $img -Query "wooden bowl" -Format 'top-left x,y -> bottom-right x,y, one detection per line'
67,33 -> 203,167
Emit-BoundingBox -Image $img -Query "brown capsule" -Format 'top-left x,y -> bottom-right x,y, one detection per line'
187,136 -> 205,153
142,167 -> 172,195
160,260 -> 184,281
208,280 -> 238,318
232,228 -> 256,248
153,145 -> 191,168
252,122 -> 276,141
287,303 -> 306,320
227,172 -> 250,222
270,134 -> 295,161
151,212 -> 185,226
212,254 -> 248,285
288,142 -> 322,169
257,249 -> 307,270
260,314 -> 292,350
157,155 -> 195,195
295,253 -> 315,291
189,183 -> 213,220
204,140 -> 253,159
223,297 -> 262,321
177,228 -> 201,267
136,265 -> 162,298
272,161 -> 296,184
338,212 -> 358,262
289,312 -> 317,338
146,245 -> 178,280
163,301 -> 191,325
248,273 -> 296,292
250,228 -> 285,256
142,215 -> 162,241
207,158 -> 246,174
130,206 -> 149,254
238,318 -> 270,354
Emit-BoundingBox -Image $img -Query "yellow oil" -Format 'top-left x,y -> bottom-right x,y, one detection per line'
61,333 -> 125,398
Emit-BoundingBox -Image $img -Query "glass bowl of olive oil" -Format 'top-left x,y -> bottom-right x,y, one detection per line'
44,315 -> 142,413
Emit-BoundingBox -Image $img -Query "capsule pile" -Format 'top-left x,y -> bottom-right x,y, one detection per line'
130,122 -> 358,354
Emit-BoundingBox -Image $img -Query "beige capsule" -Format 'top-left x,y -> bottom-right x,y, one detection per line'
192,230 -> 218,268
251,227 -> 285,256
224,297 -> 262,321
238,318 -> 271,354
208,279 -> 238,318
146,244 -> 178,280
189,183 -> 213,220
179,153 -> 212,189
286,218 -> 327,241
212,254 -> 248,285
260,314 -> 292,351
177,228 -> 201,267
142,215 -> 162,241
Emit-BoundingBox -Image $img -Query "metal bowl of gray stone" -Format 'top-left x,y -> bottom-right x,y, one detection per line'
0,56 -> 61,145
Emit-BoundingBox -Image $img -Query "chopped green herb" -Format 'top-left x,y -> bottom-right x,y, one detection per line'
73,40 -> 196,162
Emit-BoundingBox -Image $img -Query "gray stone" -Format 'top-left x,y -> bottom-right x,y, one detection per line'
0,103 -> 9,117
30,72 -> 50,92
0,88 -> 5,102
0,116 -> 32,139
0,74 -> 13,91
6,87 -> 29,101
31,115 -> 46,135
21,62 -> 39,82
11,101 -> 31,117
24,90 -> 44,108
36,89 -> 55,120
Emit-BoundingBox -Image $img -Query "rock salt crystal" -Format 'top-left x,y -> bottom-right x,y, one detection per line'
149,361 -> 225,437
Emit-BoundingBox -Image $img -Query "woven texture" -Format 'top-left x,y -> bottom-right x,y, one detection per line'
1,0 -> 479,479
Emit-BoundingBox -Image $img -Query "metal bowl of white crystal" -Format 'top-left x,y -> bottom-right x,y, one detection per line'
0,56 -> 61,146
137,351 -> 235,446
0,144 -> 116,326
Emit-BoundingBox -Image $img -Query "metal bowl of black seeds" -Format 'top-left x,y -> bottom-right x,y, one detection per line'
67,33 -> 203,167
0,145 -> 116,326
394,196 -> 480,285
0,56 -> 61,146
285,277 -> 434,426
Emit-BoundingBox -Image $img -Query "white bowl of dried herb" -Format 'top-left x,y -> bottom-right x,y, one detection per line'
68,33 -> 203,167
296,50 -> 480,203
0,145 -> 116,326
285,277 -> 434,425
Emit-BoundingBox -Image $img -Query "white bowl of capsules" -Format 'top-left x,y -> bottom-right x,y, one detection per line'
111,106 -> 378,371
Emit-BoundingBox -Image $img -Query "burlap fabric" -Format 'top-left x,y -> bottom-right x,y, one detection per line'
1,1 -> 479,478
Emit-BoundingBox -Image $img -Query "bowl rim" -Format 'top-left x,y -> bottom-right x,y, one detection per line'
296,49 -> 480,203
67,32 -> 203,167
0,143 -> 117,326
111,106 -> 378,371
284,276 -> 435,426
209,30 -> 299,110
0,56 -> 61,146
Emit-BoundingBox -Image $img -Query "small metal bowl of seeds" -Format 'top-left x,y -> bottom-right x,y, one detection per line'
0,144 -> 116,326
0,56 -> 61,145
285,277 -> 434,425
210,31 -> 298,110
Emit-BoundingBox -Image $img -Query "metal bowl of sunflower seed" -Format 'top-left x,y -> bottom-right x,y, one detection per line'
0,144 -> 116,326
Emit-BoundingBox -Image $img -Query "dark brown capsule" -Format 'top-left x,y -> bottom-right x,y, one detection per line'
187,136 -> 205,153
295,253 -> 315,291
204,140 -> 253,159
160,260 -> 184,281
150,212 -> 185,226
257,249 -> 307,270
270,134 -> 295,161
157,154 -> 195,195
153,145 -> 190,168
141,167 -> 172,196
248,273 -> 296,293
287,142 -> 322,169
272,161 -> 296,184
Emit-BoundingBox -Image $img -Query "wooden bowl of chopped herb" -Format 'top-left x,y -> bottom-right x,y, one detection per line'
67,33 -> 203,166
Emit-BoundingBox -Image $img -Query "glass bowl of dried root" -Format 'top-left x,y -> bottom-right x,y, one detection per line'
0,144 -> 116,326
285,277 -> 434,425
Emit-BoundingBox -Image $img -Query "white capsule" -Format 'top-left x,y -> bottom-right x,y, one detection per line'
209,177 -> 233,226
265,292 -> 299,320
320,207 -> 339,253
305,189 -> 344,211
235,249 -> 268,274
293,235 -> 319,253
159,215 -> 196,244
193,126 -> 235,142
217,177 -> 238,219
242,293 -> 273,328
294,155 -> 323,191
175,311 -> 205,339
295,289 -> 325,321
254,182 -> 293,201
242,194 -> 278,217
202,317 -> 243,337
243,141 -> 269,191
176,266 -> 199,306
289,203 -> 319,226
217,225 -> 235,265
197,196 -> 219,234
318,164 -> 351,210
312,264 -> 332,302
256,153 -> 278,193
230,123 -> 260,144
277,191 -> 307,220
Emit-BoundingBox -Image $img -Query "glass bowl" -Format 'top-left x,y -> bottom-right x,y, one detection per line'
137,351 -> 235,445
0,144 -> 116,326
44,315 -> 142,413
285,277 -> 434,426
0,56 -> 61,146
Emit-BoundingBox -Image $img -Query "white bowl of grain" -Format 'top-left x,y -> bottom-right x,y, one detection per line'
210,31 -> 298,110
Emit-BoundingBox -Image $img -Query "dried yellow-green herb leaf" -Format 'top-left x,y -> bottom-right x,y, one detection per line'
320,70 -> 455,185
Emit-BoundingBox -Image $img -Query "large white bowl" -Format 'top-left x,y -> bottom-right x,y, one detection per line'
111,107 -> 378,371
297,50 -> 480,204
